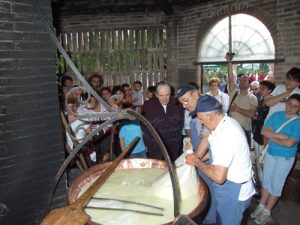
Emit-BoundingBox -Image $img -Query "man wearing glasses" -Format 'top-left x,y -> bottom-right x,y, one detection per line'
177,85 -> 216,225
250,80 -> 261,102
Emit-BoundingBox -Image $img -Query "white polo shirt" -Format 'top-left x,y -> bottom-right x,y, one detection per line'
208,114 -> 255,200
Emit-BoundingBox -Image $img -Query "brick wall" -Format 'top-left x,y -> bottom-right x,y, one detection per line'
58,11 -> 165,32
0,1 -> 66,225
57,0 -> 300,84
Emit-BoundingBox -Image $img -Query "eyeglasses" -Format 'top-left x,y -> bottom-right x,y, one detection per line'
181,94 -> 193,105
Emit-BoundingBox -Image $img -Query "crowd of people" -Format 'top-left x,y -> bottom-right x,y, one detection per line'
58,62 -> 300,225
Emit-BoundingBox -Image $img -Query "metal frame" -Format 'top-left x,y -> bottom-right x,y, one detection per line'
32,0 -> 181,218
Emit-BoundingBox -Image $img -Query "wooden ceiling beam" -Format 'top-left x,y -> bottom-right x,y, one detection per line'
154,0 -> 173,15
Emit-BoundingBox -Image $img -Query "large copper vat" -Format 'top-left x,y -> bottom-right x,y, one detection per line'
68,158 -> 208,225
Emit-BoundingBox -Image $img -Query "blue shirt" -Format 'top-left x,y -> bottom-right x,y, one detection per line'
265,111 -> 300,158
190,117 -> 208,150
119,120 -> 146,154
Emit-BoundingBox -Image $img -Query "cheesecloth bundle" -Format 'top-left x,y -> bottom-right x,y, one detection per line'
152,137 -> 199,200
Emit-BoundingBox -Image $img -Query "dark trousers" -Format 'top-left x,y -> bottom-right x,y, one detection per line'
243,129 -> 252,149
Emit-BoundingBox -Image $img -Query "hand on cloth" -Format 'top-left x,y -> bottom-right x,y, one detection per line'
185,153 -> 200,167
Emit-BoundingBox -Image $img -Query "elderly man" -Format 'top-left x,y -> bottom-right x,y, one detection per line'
186,95 -> 255,225
250,80 -> 261,101
177,84 -> 216,225
142,81 -> 184,161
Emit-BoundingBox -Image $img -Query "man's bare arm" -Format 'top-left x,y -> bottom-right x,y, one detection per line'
225,52 -> 235,93
186,154 -> 228,184
227,63 -> 236,93
230,104 -> 257,118
195,134 -> 209,160
264,91 -> 291,107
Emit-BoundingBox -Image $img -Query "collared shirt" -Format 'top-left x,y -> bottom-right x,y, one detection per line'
208,114 -> 253,183
208,114 -> 255,200
132,90 -> 144,106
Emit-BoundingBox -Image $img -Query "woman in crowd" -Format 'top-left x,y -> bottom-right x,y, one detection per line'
251,94 -> 300,225
252,80 -> 276,181
206,77 -> 230,112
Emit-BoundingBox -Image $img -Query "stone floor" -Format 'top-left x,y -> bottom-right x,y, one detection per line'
191,194 -> 300,225
243,197 -> 300,225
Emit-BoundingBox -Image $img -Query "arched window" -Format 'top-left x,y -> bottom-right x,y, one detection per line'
198,13 -> 275,62
197,13 -> 276,93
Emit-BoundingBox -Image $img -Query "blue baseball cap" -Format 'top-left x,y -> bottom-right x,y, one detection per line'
190,95 -> 223,116
176,84 -> 196,99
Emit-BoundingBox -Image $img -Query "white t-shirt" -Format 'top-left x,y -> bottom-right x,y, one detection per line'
268,85 -> 300,117
133,90 -> 144,106
162,104 -> 167,113
239,179 -> 255,201
66,119 -> 90,149
208,114 -> 255,200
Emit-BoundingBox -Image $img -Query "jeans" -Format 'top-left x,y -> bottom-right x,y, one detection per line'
129,150 -> 147,158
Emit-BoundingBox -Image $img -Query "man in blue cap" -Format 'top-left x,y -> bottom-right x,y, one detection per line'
177,85 -> 216,225
186,95 -> 255,225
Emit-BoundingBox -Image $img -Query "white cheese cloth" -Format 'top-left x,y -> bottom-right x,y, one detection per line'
152,137 -> 199,200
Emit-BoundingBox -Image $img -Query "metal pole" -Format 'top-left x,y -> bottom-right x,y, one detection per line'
229,13 -> 232,54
